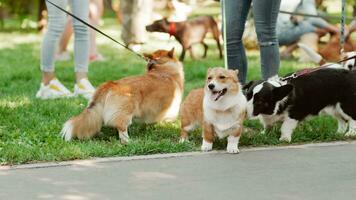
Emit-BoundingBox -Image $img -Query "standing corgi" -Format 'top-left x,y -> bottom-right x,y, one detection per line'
60,48 -> 184,143
180,67 -> 247,153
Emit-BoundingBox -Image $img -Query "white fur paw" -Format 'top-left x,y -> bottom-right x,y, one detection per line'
345,130 -> 356,137
119,131 -> 130,144
60,121 -> 73,141
279,136 -> 291,142
201,140 -> 213,152
226,145 -> 239,154
337,123 -> 348,134
226,135 -> 240,153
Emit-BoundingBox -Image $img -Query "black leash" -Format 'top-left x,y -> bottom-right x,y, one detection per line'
281,55 -> 356,82
46,0 -> 148,62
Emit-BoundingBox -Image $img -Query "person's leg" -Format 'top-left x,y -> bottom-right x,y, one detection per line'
222,0 -> 251,84
57,17 -> 73,54
41,0 -> 67,85
252,0 -> 281,80
70,0 -> 96,100
69,0 -> 90,83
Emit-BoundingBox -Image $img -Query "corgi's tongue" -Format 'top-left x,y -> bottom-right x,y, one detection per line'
211,90 -> 224,101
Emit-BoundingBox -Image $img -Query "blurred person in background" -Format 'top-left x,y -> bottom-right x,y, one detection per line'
120,0 -> 153,52
277,0 -> 339,60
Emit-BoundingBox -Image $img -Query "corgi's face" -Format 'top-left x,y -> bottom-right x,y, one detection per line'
205,67 -> 239,101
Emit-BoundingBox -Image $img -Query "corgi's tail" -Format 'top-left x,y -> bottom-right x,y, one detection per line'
297,43 -> 325,65
60,101 -> 103,141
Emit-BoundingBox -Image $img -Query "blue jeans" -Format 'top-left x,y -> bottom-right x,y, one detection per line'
41,0 -> 89,72
222,0 -> 281,84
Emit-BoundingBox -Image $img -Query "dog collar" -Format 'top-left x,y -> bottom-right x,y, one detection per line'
168,22 -> 176,37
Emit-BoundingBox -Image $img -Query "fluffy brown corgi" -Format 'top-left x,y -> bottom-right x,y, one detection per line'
180,67 -> 247,153
61,48 -> 184,143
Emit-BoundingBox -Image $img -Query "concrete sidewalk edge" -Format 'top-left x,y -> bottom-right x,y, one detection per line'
1,140 -> 355,170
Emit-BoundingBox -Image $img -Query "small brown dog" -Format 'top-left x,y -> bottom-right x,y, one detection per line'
180,67 -> 247,153
60,48 -> 184,143
318,33 -> 356,61
146,16 -> 223,61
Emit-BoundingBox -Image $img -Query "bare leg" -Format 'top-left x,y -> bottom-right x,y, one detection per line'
89,0 -> 104,57
42,72 -> 56,85
75,72 -> 88,84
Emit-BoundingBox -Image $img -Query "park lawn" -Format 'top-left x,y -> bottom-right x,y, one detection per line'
0,16 -> 354,165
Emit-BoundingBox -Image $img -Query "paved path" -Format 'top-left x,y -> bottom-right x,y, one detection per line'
1,142 -> 356,200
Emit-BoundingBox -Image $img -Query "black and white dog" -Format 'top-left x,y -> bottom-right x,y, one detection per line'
244,68 -> 356,142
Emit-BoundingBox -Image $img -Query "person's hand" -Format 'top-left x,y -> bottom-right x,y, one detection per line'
290,16 -> 299,25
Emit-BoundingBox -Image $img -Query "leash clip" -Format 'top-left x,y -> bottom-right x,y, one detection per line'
280,73 -> 297,82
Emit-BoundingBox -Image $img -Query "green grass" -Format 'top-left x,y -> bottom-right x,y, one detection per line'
0,15 -> 354,165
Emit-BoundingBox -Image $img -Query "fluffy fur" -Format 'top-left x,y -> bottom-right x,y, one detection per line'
60,49 -> 184,142
180,67 -> 247,153
244,69 -> 356,142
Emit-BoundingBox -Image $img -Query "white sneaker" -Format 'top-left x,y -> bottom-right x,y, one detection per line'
74,78 -> 95,100
36,79 -> 73,99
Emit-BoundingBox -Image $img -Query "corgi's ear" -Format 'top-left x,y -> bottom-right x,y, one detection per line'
207,67 -> 212,73
163,17 -> 169,23
168,48 -> 175,58
143,53 -> 152,59
228,69 -> 239,76
228,69 -> 239,82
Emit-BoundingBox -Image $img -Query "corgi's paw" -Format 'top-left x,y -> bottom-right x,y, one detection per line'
201,139 -> 213,152
227,135 -> 240,154
226,145 -> 239,154
279,135 -> 291,143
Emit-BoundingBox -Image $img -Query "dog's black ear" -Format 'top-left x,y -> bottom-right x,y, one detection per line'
273,84 -> 293,101
168,48 -> 175,58
242,80 -> 255,91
